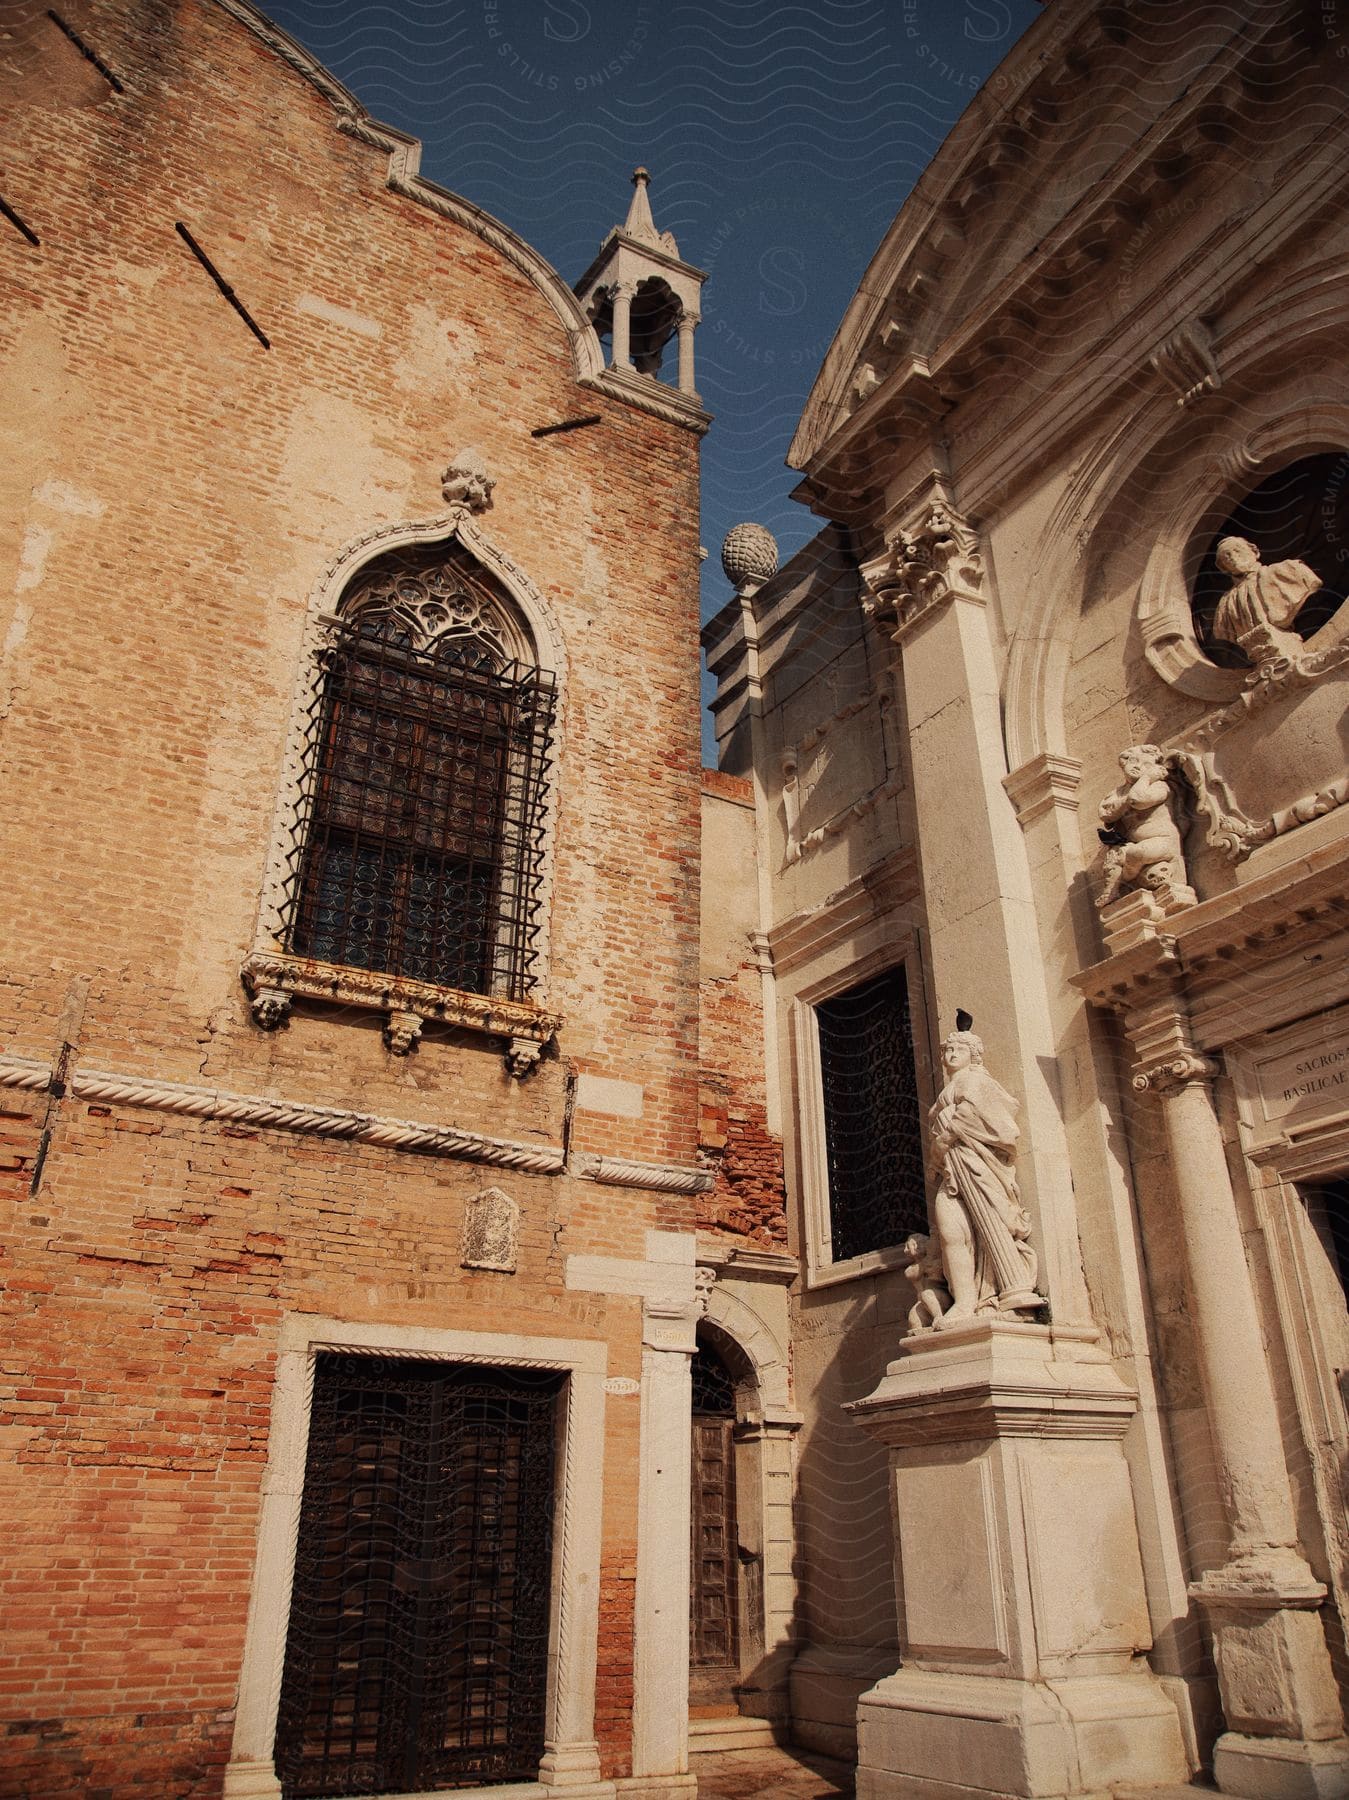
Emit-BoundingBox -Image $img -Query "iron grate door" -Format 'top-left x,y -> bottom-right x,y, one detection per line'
690,1344 -> 739,1684
275,1356 -> 563,1797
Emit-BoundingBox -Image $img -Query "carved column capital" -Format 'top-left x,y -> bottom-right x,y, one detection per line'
859,497 -> 984,645
1132,1051 -> 1221,1097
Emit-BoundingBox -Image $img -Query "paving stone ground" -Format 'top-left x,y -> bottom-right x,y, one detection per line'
692,1745 -> 857,1798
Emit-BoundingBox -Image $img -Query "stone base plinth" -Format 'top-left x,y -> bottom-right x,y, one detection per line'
1213,1732 -> 1349,1800
847,1322 -> 1189,1800
855,1667 -> 1188,1800
222,1762 -> 283,1800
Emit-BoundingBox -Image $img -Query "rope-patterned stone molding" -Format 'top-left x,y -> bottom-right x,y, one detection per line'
0,1055 -> 564,1174
571,1151 -> 714,1195
0,1055 -> 54,1094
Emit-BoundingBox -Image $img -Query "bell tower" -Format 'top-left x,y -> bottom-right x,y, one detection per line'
575,167 -> 707,399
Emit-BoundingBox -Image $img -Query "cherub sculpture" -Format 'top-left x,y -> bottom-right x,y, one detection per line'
902,1233 -> 952,1333
1096,744 -> 1188,908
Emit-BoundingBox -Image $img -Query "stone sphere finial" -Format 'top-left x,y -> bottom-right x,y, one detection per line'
721,522 -> 779,590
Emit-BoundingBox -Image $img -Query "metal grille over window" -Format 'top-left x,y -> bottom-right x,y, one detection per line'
816,964 -> 927,1263
285,545 -> 555,1003
275,1355 -> 563,1798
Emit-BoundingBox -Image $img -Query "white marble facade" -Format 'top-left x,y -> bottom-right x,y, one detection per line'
703,2 -> 1349,1794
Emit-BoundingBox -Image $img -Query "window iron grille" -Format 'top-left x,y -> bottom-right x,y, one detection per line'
275,1356 -> 563,1797
816,965 -> 927,1263
691,1342 -> 737,1417
282,549 -> 556,1005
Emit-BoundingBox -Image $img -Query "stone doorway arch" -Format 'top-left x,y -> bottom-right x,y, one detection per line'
694,1276 -> 802,1735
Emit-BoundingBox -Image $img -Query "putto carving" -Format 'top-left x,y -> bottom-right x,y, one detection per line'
902,1232 -> 952,1334
1212,536 -> 1321,674
461,1186 -> 519,1272
860,498 -> 983,638
924,1020 -> 1044,1329
1097,744 -> 1194,910
440,448 -> 496,515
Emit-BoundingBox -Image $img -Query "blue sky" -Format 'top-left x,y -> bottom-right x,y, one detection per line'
258,0 -> 1042,743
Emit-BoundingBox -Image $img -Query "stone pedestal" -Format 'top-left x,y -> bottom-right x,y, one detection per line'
847,1321 -> 1188,1800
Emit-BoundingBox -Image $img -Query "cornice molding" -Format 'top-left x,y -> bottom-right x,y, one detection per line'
1075,841 -> 1349,1018
581,365 -> 712,436
767,846 -> 921,977
796,31 -> 1340,519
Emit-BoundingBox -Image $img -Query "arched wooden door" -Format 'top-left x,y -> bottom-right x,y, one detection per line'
689,1340 -> 740,1705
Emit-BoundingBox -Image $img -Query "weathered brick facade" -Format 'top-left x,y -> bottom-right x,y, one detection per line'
1,4 -> 783,1795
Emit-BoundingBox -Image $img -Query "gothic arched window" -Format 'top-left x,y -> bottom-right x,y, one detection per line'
287,543 -> 556,1004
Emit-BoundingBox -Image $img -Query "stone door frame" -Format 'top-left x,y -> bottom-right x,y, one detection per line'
222,1314 -> 610,1799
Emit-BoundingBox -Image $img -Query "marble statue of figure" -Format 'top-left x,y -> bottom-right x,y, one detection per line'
928,1028 -> 1042,1326
1212,535 -> 1320,670
1096,744 -> 1187,908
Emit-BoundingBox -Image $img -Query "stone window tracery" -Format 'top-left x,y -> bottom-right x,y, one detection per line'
243,537 -> 561,1069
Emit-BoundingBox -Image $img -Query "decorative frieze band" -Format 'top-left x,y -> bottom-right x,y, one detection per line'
0,1055 -> 712,1192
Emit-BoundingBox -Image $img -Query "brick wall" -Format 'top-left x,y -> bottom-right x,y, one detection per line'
0,1 -> 705,1789
697,774 -> 787,1249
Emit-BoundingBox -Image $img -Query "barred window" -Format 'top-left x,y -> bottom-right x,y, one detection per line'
816,964 -> 927,1263
286,544 -> 556,1003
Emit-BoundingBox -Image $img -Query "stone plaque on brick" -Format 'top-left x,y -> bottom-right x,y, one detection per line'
461,1187 -> 519,1273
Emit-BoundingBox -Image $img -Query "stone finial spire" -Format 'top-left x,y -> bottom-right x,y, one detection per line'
625,167 -> 658,242
573,165 -> 706,399
623,167 -> 678,254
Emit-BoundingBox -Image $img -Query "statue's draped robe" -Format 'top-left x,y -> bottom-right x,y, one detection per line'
1214,557 -> 1319,653
931,1066 -> 1040,1311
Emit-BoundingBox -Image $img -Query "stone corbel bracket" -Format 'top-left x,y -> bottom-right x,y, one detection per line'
1149,317 -> 1221,408
240,950 -> 561,1078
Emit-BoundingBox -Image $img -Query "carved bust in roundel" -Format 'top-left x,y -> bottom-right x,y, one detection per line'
1210,536 -> 1321,674
1192,455 -> 1349,681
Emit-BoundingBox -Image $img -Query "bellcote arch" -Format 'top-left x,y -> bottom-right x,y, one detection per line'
243,506 -> 568,1074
